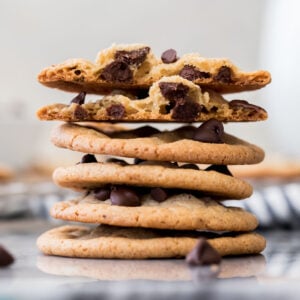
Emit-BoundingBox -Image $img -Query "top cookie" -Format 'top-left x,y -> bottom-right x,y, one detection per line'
38,44 -> 271,94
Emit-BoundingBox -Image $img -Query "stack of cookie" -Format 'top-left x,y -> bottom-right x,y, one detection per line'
37,44 -> 270,261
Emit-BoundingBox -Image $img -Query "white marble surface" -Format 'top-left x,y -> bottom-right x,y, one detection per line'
1,220 -> 300,299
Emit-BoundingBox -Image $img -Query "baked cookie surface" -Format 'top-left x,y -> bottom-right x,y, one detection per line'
53,162 -> 253,199
51,123 -> 265,165
37,76 -> 267,123
38,44 -> 271,94
51,193 -> 258,231
37,224 -> 266,259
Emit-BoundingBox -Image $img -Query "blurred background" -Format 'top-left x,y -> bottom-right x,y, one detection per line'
0,0 -> 299,226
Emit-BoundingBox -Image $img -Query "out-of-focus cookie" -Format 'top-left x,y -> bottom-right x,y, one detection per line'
0,165 -> 14,181
51,123 -> 265,165
52,162 -> 253,199
37,76 -> 267,123
37,225 -> 266,259
38,44 -> 271,94
51,193 -> 258,231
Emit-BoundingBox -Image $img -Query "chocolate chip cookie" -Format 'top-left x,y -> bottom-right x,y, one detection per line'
37,76 -> 267,122
38,44 -> 271,94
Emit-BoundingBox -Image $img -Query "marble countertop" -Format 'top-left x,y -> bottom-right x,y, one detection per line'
1,220 -> 300,300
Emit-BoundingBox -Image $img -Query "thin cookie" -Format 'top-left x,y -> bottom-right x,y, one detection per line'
37,225 -> 266,259
51,123 -> 265,165
51,193 -> 258,231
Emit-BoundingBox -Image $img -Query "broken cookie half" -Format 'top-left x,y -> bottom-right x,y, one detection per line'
38,43 -> 271,94
37,75 -> 267,122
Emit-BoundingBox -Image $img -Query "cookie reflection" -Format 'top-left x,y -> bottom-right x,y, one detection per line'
37,254 -> 265,281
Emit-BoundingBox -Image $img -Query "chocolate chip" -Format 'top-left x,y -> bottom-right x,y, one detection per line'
214,66 -> 232,83
161,49 -> 178,64
186,238 -> 221,266
150,187 -> 169,202
71,92 -> 86,105
0,245 -> 14,267
131,126 -> 160,137
174,126 -> 197,139
73,105 -> 89,120
193,119 -> 224,143
180,164 -> 200,170
229,100 -> 264,112
100,60 -> 133,82
80,154 -> 97,164
205,165 -> 232,176
74,69 -> 81,75
159,82 -> 189,101
115,47 -> 150,66
179,65 -> 211,81
106,104 -> 126,119
171,100 -> 202,122
106,158 -> 128,166
93,187 -> 111,200
110,186 -> 141,206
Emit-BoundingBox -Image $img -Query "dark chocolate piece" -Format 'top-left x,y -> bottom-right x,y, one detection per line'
0,245 -> 14,267
229,100 -> 265,112
106,158 -> 128,166
150,187 -> 169,202
73,105 -> 89,120
110,186 -> 141,207
106,104 -> 126,119
180,164 -> 200,170
100,60 -> 133,82
179,65 -> 211,81
70,91 -> 86,105
159,82 -> 189,101
186,238 -> 221,266
93,188 -> 111,201
193,119 -> 224,143
115,47 -> 150,66
214,66 -> 232,83
161,49 -> 178,64
171,100 -> 202,122
205,165 -> 232,176
131,126 -> 160,137
80,154 -> 98,164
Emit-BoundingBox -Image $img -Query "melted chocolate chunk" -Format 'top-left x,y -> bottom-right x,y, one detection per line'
106,104 -> 126,119
100,60 -> 133,82
161,49 -> 178,64
174,125 -> 197,139
0,245 -> 14,267
193,119 -> 224,143
159,82 -> 189,101
179,65 -> 211,81
150,187 -> 169,202
214,66 -> 232,83
93,187 -> 111,201
186,238 -> 221,266
110,186 -> 141,206
180,164 -> 200,170
80,154 -> 98,164
229,100 -> 264,112
106,158 -> 128,166
205,165 -> 232,176
73,105 -> 89,120
70,91 -> 86,105
115,47 -> 150,66
131,126 -> 160,137
171,100 -> 202,122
